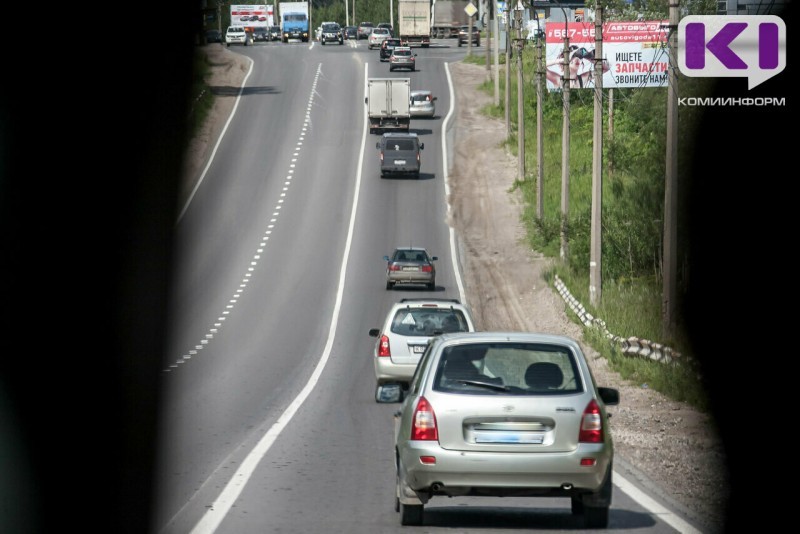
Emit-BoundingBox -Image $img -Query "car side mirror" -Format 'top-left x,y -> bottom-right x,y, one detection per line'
368,328 -> 380,337
376,142 -> 381,149
375,383 -> 403,403
383,255 -> 391,261
365,97 -> 368,105
432,97 -> 438,101
419,143 -> 425,150
598,387 -> 620,406
431,256 -> 438,261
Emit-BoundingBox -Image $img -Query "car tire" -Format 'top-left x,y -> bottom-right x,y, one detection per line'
584,505 -> 609,528
571,497 -> 585,515
458,40 -> 462,47
427,280 -> 435,290
400,502 -> 423,526
386,280 -> 393,289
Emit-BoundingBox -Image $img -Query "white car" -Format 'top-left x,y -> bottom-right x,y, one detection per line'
409,90 -> 437,118
368,27 -> 391,49
225,26 -> 249,47
368,298 -> 476,401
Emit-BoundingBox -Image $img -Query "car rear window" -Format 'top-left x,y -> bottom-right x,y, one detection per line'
385,139 -> 416,151
391,309 -> 470,336
433,343 -> 584,395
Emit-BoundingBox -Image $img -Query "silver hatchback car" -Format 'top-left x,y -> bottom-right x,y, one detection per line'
369,298 -> 476,401
379,331 -> 620,528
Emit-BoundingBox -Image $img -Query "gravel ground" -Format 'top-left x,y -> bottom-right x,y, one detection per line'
185,44 -> 730,533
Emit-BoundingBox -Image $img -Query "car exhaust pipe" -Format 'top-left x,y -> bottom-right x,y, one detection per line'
561,483 -> 573,491
431,482 -> 444,492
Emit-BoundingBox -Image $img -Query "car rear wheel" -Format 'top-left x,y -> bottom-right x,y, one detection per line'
584,505 -> 609,528
386,280 -> 393,289
400,502 -> 423,525
427,280 -> 435,290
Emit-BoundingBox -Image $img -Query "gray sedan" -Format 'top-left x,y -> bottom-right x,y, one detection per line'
379,331 -> 620,528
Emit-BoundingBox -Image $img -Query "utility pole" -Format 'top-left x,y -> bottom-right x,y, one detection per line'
560,24 -> 570,262
494,1 -> 500,105
589,4 -> 603,306
536,15 -> 544,219
663,3 -> 679,339
485,1 -> 491,72
505,6 -> 511,136
515,1 -> 525,181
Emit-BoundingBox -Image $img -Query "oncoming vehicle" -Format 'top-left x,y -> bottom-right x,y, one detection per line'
389,46 -> 417,72
320,22 -> 343,45
225,26 -> 249,46
381,331 -> 621,528
369,298 -> 476,401
376,133 -> 424,179
409,90 -> 437,118
457,24 -> 480,47
252,27 -> 269,42
383,245 -> 435,289
269,25 -> 281,41
357,21 -> 374,39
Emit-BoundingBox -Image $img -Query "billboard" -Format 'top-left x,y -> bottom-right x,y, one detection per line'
545,20 -> 669,90
231,4 -> 274,28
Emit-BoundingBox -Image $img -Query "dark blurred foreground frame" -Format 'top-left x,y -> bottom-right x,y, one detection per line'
1,1 -> 796,532
1,2 -> 198,532
684,1 -> 796,529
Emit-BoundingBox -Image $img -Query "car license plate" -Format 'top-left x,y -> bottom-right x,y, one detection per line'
394,160 -> 406,165
474,432 -> 544,444
402,266 -> 419,271
410,345 -> 426,353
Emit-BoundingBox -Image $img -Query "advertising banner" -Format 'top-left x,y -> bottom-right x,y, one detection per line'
231,5 -> 274,27
545,20 -> 669,90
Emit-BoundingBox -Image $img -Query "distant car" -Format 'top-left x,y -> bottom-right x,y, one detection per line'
383,245 -> 436,289
343,26 -> 357,40
379,38 -> 402,61
369,298 -> 476,401
380,331 -> 620,528
377,22 -> 394,36
409,90 -> 437,118
376,132 -> 425,179
368,27 -> 391,49
225,26 -> 249,47
389,46 -> 416,72
204,29 -> 222,43
458,25 -> 480,47
357,21 -> 374,40
269,25 -> 281,41
320,22 -> 343,45
252,27 -> 269,42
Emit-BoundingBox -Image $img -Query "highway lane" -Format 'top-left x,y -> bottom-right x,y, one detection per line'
155,38 -> 708,534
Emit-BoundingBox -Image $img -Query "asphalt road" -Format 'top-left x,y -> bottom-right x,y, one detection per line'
154,38 -> 705,534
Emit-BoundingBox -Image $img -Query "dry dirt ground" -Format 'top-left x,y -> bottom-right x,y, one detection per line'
185,44 -> 729,532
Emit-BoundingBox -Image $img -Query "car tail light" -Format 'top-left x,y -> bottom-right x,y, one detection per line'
420,264 -> 431,272
411,396 -> 438,441
378,334 -> 391,357
578,399 -> 604,443
379,151 -> 384,162
388,264 -> 401,272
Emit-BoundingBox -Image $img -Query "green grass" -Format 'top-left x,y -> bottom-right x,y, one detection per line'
464,44 -> 710,412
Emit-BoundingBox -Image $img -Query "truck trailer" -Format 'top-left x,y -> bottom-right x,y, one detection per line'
397,0 -> 431,48
365,78 -> 411,134
431,0 -> 470,39
279,1 -> 309,42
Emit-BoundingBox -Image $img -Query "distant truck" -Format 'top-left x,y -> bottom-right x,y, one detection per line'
279,1 -> 309,42
397,0 -> 431,48
365,78 -> 411,134
431,0 -> 470,39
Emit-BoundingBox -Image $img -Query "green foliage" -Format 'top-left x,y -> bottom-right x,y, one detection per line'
187,48 -> 215,144
481,22 -> 714,410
